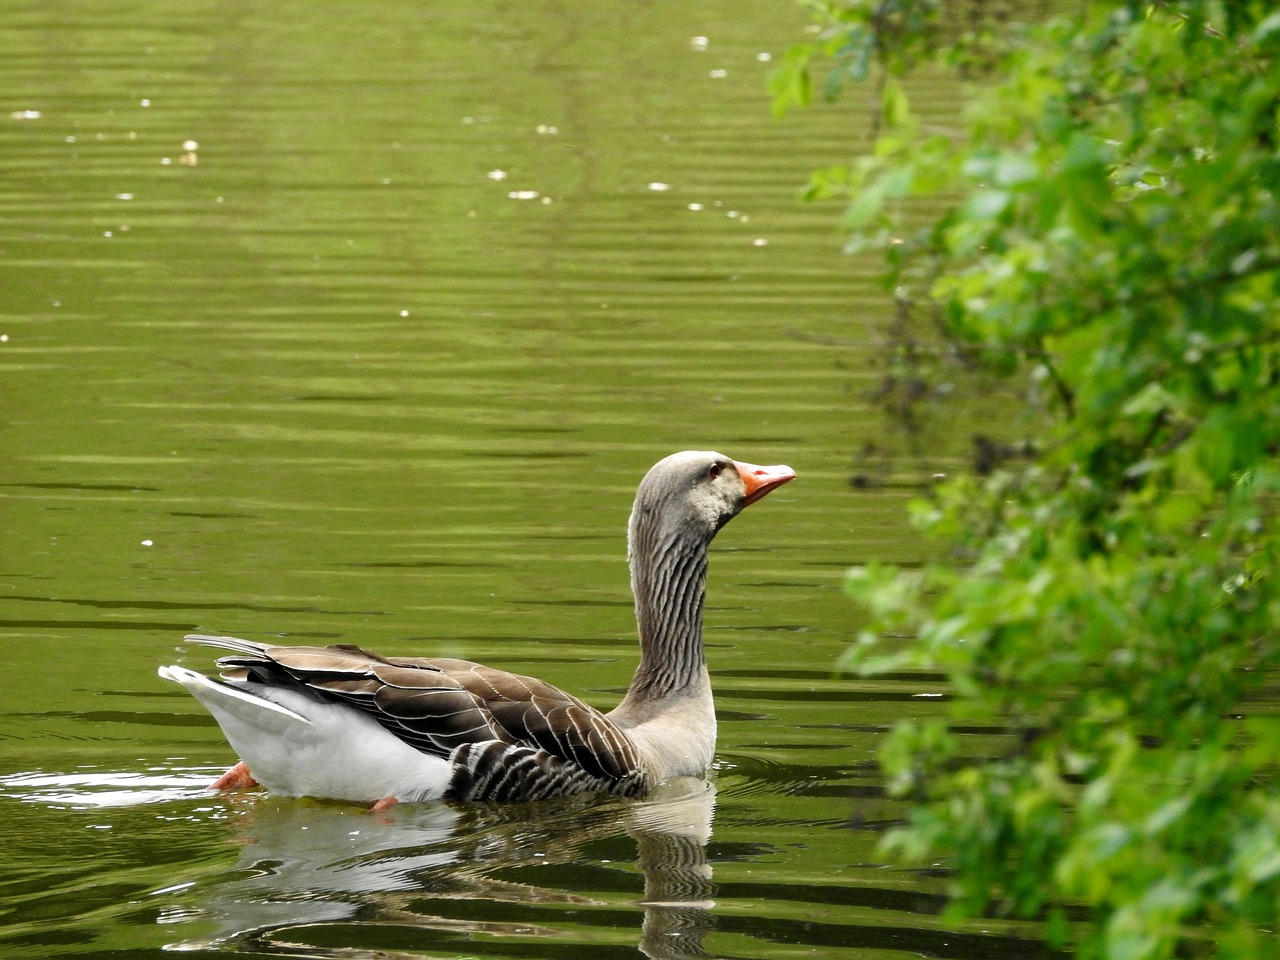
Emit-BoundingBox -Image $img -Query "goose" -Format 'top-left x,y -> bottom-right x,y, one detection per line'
159,450 -> 795,808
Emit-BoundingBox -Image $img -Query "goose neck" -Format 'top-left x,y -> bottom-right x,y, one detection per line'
625,527 -> 710,702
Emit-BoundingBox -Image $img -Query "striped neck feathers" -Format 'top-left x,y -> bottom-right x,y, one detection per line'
624,502 -> 712,702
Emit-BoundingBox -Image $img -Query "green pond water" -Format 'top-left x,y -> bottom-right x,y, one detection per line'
0,2 -> 1051,958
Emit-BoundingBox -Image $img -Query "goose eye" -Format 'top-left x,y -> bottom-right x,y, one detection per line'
707,461 -> 724,480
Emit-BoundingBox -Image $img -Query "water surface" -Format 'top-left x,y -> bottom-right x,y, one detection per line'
0,2 -> 1042,958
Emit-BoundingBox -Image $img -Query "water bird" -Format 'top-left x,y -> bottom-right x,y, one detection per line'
159,450 -> 795,808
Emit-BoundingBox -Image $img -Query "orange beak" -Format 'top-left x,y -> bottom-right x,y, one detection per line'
735,460 -> 797,507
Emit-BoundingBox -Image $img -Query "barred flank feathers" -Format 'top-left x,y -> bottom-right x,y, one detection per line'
447,741 -> 646,802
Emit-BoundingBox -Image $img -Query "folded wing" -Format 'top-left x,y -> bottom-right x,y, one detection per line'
185,634 -> 643,799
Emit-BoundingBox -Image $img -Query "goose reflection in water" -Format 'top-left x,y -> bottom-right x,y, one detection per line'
161,778 -> 718,960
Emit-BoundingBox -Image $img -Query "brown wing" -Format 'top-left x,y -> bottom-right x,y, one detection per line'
187,635 -> 641,784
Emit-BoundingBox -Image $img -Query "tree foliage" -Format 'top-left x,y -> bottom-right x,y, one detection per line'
775,2 -> 1280,957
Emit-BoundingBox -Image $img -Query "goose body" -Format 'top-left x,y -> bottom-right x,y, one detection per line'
159,451 -> 795,805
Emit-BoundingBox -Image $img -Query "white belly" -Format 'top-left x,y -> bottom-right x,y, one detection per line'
160,665 -> 452,803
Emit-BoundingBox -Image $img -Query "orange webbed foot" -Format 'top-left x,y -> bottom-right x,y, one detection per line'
370,796 -> 400,813
210,760 -> 259,791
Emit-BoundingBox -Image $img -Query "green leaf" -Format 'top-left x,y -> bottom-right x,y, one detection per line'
880,77 -> 914,132
993,151 -> 1039,187
964,188 -> 1011,221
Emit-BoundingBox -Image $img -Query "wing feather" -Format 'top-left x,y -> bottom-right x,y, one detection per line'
181,634 -> 642,793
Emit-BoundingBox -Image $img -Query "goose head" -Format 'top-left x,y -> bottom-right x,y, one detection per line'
620,450 -> 795,711
628,451 -> 796,551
